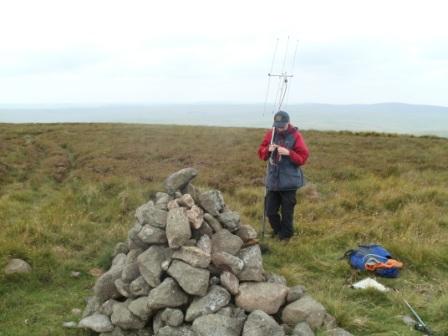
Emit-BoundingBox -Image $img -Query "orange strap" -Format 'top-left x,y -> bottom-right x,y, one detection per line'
365,259 -> 403,271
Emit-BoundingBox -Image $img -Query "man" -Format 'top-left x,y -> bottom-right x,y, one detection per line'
258,111 -> 309,241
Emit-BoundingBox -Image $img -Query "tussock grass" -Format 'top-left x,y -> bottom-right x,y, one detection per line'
0,123 -> 447,335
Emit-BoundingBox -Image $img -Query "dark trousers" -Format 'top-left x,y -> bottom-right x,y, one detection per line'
266,190 -> 297,239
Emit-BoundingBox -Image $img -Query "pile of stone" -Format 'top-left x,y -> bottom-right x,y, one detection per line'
78,168 -> 353,336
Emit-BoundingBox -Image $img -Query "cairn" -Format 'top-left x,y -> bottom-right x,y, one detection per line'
78,168 -> 353,336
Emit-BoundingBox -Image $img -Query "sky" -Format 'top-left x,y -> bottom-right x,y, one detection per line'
0,0 -> 447,106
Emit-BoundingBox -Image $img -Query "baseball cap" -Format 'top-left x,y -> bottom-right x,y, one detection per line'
273,110 -> 290,128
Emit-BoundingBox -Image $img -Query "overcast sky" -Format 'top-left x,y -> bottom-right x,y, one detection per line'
0,0 -> 447,106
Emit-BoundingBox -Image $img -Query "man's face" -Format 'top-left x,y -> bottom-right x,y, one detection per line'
276,123 -> 289,132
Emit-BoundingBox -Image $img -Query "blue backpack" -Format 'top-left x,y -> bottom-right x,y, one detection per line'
344,244 -> 403,278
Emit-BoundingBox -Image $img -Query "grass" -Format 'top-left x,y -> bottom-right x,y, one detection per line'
0,123 -> 447,335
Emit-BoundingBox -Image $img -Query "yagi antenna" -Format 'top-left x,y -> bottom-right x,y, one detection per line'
263,37 -> 299,115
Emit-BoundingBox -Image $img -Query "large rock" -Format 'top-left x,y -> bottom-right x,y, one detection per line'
82,296 -> 101,318
172,246 -> 211,268
217,210 -> 240,232
137,225 -> 167,244
141,206 -> 168,229
129,276 -> 151,297
78,313 -> 114,333
137,245 -> 171,287
220,271 -> 240,295
292,322 -> 315,336
197,235 -> 212,255
121,249 -> 142,283
114,278 -> 130,297
235,282 -> 288,315
161,308 -> 184,327
199,190 -> 225,216
164,168 -> 198,195
211,230 -> 244,255
212,252 -> 244,275
147,277 -> 189,310
203,213 -> 222,232
167,260 -> 210,296
242,310 -> 285,336
166,207 -> 192,249
178,194 -> 195,208
4,258 -> 32,274
192,314 -> 243,336
157,325 -> 197,336
111,302 -> 145,330
237,245 -> 264,282
155,192 -> 172,210
185,285 -> 231,321
287,286 -> 306,303
186,205 -> 204,229
236,225 -> 258,242
98,299 -> 120,316
94,264 -> 124,303
134,201 -> 154,224
128,296 -> 152,321
282,296 -> 326,329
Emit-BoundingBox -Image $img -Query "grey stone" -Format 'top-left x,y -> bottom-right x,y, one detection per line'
82,296 -> 101,318
161,260 -> 171,271
197,221 -> 213,237
128,296 -> 152,321
186,205 -> 204,229
167,260 -> 210,296
323,313 -> 338,330
212,252 -> 245,275
4,258 -> 32,274
287,286 -> 306,303
166,207 -> 192,249
164,168 -> 198,195
181,183 -> 201,204
185,285 -> 231,321
141,206 -> 168,229
236,282 -> 288,315
134,201 -> 154,224
197,235 -> 212,255
99,299 -> 120,316
111,302 -> 146,330
129,276 -> 151,297
265,272 -> 287,286
112,253 -> 128,267
137,225 -> 167,244
161,308 -> 184,327
236,225 -> 258,242
237,245 -> 264,282
282,296 -> 326,329
113,242 -> 129,256
157,325 -> 197,336
137,245 -> 171,287
199,190 -> 225,216
178,194 -> 195,208
122,249 -> 142,282
324,328 -> 354,336
210,276 -> 220,285
172,246 -> 211,268
115,278 -> 131,297
211,229 -> 243,255
99,327 -> 154,336
79,313 -> 114,333
292,322 -> 315,336
94,264 -> 124,303
167,199 -> 180,209
155,192 -> 172,210
63,321 -> 78,328
127,223 -> 148,250
147,277 -> 189,310
217,210 -> 240,232
192,314 -> 243,336
220,271 -> 239,295
152,311 -> 163,334
242,310 -> 285,336
203,213 -> 222,232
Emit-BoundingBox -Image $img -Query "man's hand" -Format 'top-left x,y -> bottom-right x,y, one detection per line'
277,146 -> 290,156
268,144 -> 278,152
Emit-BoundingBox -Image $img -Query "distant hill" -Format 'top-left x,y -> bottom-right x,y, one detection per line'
1,102 -> 447,137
